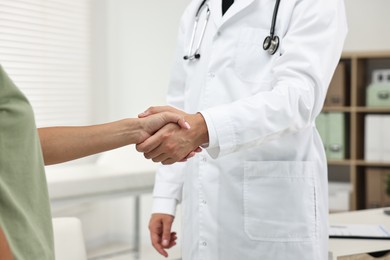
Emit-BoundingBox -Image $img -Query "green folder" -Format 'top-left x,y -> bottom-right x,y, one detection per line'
327,112 -> 345,160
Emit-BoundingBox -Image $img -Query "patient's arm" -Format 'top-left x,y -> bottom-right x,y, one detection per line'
38,112 -> 189,165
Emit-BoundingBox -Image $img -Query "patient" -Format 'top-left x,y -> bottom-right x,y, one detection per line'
0,65 -> 185,260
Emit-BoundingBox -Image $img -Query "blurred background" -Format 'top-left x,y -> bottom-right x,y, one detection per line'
1,0 -> 390,259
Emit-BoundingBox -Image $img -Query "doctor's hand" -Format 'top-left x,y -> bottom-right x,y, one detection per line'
149,213 -> 177,258
137,106 -> 208,164
137,111 -> 190,144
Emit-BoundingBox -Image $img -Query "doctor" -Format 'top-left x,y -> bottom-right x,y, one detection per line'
137,0 -> 347,259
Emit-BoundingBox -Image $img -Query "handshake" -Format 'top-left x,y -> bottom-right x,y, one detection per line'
135,106 -> 208,165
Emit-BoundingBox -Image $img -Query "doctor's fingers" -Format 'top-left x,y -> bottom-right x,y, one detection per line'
150,232 -> 168,257
148,149 -> 189,164
161,216 -> 174,248
165,233 -> 177,249
181,147 -> 203,161
136,135 -> 162,154
137,124 -> 178,153
149,219 -> 168,257
151,153 -> 170,163
139,106 -> 185,118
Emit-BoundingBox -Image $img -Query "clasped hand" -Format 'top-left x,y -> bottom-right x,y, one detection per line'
137,106 -> 208,165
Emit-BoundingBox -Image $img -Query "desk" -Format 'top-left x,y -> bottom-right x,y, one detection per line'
329,208 -> 390,260
46,164 -> 156,259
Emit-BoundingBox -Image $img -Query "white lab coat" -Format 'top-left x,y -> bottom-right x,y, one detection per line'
152,0 -> 348,259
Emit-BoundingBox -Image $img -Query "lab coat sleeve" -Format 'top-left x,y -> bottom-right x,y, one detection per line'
152,163 -> 187,216
152,10 -> 190,216
200,0 -> 348,158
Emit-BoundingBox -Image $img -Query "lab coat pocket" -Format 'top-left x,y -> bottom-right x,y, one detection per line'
243,161 -> 317,242
234,28 -> 276,84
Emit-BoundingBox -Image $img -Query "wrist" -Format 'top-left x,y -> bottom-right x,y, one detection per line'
123,118 -> 146,144
188,113 -> 209,147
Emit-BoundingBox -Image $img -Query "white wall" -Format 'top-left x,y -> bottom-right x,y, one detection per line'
343,0 -> 390,52
95,0 -> 190,122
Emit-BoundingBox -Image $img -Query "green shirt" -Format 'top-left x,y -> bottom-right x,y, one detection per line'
0,66 -> 54,260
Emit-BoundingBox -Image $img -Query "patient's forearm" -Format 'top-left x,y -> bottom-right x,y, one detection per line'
38,119 -> 142,165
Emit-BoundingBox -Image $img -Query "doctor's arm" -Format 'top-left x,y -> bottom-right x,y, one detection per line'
38,112 -> 189,165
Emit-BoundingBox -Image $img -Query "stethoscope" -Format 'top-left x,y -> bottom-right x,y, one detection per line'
183,0 -> 281,61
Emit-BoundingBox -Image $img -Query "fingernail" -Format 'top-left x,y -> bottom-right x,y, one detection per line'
185,122 -> 191,129
162,239 -> 169,247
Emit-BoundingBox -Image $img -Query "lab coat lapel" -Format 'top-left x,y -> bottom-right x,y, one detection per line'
209,0 -> 223,27
220,0 -> 256,27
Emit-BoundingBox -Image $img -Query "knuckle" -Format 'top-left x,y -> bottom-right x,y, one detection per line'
162,133 -> 171,140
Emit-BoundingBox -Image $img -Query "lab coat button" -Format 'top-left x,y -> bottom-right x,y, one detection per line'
201,200 -> 207,204
201,157 -> 207,162
201,241 -> 207,246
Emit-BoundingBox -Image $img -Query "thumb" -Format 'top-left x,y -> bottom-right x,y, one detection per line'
161,217 -> 174,247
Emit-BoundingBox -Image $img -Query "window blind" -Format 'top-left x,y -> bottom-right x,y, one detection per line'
0,0 -> 92,127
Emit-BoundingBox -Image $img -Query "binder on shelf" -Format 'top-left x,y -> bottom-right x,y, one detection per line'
325,63 -> 346,107
383,117 -> 390,162
366,168 -> 384,208
382,170 -> 390,207
316,112 -> 346,160
366,83 -> 390,107
367,69 -> 390,107
327,112 -> 345,160
365,115 -> 390,162
365,115 -> 383,161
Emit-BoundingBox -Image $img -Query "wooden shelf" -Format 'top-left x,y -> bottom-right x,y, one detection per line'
327,160 -> 352,166
341,51 -> 390,59
354,107 -> 390,113
326,51 -> 390,210
322,107 -> 352,112
355,160 -> 390,167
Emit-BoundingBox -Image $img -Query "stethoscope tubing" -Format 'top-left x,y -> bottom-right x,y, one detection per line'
184,0 -> 210,60
184,0 -> 281,61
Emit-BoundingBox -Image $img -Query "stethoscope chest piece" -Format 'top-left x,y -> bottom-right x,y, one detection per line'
263,35 -> 279,55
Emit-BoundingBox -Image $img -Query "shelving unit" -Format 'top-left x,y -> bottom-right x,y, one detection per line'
324,51 -> 390,210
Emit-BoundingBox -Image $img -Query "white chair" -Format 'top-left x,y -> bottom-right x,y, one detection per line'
52,218 -> 87,260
